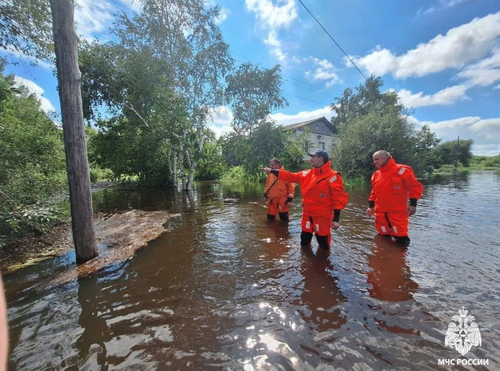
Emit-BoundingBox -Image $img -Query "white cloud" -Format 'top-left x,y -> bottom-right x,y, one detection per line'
350,12 -> 500,79
13,76 -> 56,113
206,105 -> 336,136
397,85 -> 468,108
264,31 -> 287,61
418,0 -> 473,17
75,0 -> 116,41
120,0 -> 142,13
441,0 -> 470,9
271,106 -> 333,126
306,57 -> 342,88
245,0 -> 297,29
457,48 -> 500,87
410,115 -> 500,156
207,106 -> 234,137
2,46 -> 54,70
246,0 -> 297,62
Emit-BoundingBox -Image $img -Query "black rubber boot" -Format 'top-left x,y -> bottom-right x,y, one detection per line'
279,212 -> 289,221
300,232 -> 313,246
316,235 -> 330,250
393,236 -> 411,246
267,214 -> 276,220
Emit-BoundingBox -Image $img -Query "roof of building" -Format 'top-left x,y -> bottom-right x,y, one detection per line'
281,116 -> 337,134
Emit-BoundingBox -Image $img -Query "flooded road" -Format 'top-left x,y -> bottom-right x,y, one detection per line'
3,171 -> 500,370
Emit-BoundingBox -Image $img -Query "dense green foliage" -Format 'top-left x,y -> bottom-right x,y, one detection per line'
331,75 -> 407,132
0,61 -> 68,241
226,63 -> 288,135
1,0 -> 487,249
195,133 -> 227,181
330,76 -> 475,179
219,121 -> 309,181
0,0 -> 53,62
469,154 -> 500,168
434,139 -> 474,168
332,109 -> 416,179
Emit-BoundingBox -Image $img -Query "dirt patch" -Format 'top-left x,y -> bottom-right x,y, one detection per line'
0,210 -> 179,282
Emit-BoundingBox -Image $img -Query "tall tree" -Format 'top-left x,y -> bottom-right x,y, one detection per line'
79,41 -> 187,186
434,138 -> 474,168
332,109 -> 416,180
114,0 -> 233,190
49,0 -> 97,263
414,124 -> 441,172
225,62 -> 287,135
330,75 -> 407,132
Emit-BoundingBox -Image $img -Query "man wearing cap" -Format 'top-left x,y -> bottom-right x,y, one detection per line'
262,149 -> 349,250
264,158 -> 295,221
366,150 -> 423,246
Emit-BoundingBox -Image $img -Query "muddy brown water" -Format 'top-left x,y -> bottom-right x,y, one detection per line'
3,171 -> 500,370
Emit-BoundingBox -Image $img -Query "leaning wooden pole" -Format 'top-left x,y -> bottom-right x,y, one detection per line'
49,0 -> 97,263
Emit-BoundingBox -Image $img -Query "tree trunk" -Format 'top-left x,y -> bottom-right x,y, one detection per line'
186,168 -> 195,191
50,0 -> 97,264
179,143 -> 186,190
172,153 -> 178,188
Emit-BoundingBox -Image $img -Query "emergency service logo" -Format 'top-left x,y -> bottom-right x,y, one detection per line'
445,307 -> 481,355
438,307 -> 488,367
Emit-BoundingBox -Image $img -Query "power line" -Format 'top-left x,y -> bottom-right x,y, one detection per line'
282,90 -> 330,106
297,0 -> 367,81
230,49 -> 334,99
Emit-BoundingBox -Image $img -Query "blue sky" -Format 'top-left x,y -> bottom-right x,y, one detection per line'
3,0 -> 500,155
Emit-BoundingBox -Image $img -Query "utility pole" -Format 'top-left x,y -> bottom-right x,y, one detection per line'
49,0 -> 98,263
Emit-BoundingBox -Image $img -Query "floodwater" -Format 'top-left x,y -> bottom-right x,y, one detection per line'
3,170 -> 500,370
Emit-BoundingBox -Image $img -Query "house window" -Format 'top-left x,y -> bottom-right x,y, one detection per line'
319,142 -> 325,150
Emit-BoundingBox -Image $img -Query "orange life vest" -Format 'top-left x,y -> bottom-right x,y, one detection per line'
265,166 -> 295,199
369,157 -> 423,212
278,161 -> 348,218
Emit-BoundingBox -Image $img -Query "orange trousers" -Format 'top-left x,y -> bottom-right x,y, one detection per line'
374,210 -> 409,238
267,197 -> 289,216
301,214 -> 332,246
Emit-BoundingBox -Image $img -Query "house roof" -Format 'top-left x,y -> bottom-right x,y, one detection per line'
281,116 -> 337,134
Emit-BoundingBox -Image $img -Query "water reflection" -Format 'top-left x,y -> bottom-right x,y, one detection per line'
299,249 -> 346,333
76,275 -> 109,370
367,235 -> 418,302
5,172 -> 500,370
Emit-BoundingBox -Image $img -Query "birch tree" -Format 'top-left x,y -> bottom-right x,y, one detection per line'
115,0 -> 233,190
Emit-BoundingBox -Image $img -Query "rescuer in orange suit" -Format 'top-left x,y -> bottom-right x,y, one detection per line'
264,158 -> 296,221
366,150 -> 423,246
262,149 -> 349,250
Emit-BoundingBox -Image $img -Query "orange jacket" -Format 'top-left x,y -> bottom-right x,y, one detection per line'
277,161 -> 348,218
369,157 -> 423,212
265,166 -> 295,200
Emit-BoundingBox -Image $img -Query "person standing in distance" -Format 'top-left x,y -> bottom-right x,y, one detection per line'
264,158 -> 295,221
262,149 -> 349,251
366,150 -> 423,246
